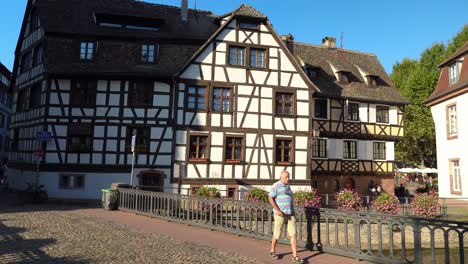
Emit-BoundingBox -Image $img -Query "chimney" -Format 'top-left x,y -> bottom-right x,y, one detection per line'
280,33 -> 295,54
322,36 -> 336,48
181,0 -> 188,23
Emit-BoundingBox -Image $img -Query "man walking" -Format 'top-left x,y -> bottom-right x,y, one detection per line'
268,170 -> 303,263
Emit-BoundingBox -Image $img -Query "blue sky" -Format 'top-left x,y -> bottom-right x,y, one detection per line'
0,0 -> 466,73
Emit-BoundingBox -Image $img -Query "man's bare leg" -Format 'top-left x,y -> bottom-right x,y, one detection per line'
271,237 -> 278,253
290,237 -> 298,257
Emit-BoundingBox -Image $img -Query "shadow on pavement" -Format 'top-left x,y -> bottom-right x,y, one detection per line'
0,218 -> 90,263
0,191 -> 100,214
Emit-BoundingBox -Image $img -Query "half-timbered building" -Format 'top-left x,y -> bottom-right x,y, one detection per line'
9,0 -> 406,199
0,62 -> 11,160
291,37 -> 408,194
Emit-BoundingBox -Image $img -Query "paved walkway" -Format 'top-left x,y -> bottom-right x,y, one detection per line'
0,192 -> 366,263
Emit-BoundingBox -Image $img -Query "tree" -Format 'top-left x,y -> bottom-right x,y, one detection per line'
391,25 -> 468,168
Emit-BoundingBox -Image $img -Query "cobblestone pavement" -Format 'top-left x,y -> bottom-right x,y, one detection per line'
0,196 -> 260,264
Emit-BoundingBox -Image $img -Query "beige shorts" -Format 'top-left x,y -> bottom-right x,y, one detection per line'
273,214 -> 296,240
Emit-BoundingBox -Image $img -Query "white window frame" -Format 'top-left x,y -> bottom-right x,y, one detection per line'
449,63 -> 459,85
448,104 -> 458,137
452,160 -> 461,193
346,101 -> 360,122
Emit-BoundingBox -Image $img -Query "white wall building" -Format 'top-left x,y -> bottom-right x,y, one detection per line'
426,41 -> 468,198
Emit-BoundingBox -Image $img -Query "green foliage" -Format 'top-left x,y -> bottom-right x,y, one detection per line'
194,186 -> 221,198
244,188 -> 269,203
391,25 -> 468,167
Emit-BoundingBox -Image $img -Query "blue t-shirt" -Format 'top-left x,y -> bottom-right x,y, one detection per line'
269,181 -> 294,215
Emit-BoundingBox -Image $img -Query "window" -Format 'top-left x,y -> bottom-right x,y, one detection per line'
189,135 -> 209,160
225,137 -> 243,162
275,92 -> 294,115
0,114 -> 4,128
187,86 -> 206,110
238,22 -> 258,29
314,98 -> 328,119
373,142 -> 386,160
59,175 -> 85,189
347,102 -> 359,121
126,126 -> 150,153
16,89 -> 28,112
338,71 -> 350,84
141,44 -> 158,63
212,87 -> 232,112
20,52 -> 32,72
128,81 -> 154,106
343,140 -> 357,159
312,139 -> 327,158
450,160 -> 461,194
95,13 -> 161,31
229,46 -> 245,66
447,104 -> 457,138
29,9 -> 41,31
249,48 -> 266,68
227,187 -> 237,199
367,76 -> 379,87
80,41 -> 94,60
449,63 -> 459,85
67,124 -> 93,153
11,129 -> 19,152
33,45 -> 43,66
276,139 -> 293,164
376,105 -> 389,123
306,67 -> 318,79
29,84 -> 42,109
70,80 -> 97,107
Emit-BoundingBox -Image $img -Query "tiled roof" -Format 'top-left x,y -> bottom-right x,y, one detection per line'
35,0 -> 218,40
235,4 -> 266,18
0,62 -> 11,79
293,42 -> 409,104
33,0 -> 219,78
438,41 -> 468,67
218,4 -> 266,19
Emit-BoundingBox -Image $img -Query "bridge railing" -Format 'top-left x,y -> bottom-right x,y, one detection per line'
117,188 -> 467,264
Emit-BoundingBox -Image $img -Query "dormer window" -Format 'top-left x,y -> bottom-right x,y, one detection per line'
449,63 -> 459,85
367,75 -> 379,87
306,67 -> 319,79
338,71 -> 350,84
95,13 -> 161,31
238,21 -> 259,30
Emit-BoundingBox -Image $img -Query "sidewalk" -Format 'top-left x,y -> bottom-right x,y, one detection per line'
80,208 -> 368,264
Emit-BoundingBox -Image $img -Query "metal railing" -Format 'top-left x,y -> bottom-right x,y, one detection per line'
117,188 -> 467,264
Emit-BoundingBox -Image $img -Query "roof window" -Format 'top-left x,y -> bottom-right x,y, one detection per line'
95,13 -> 163,31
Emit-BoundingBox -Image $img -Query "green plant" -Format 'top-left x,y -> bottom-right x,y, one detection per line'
244,188 -> 269,203
336,189 -> 362,211
371,193 -> 400,215
194,186 -> 221,198
294,189 -> 321,208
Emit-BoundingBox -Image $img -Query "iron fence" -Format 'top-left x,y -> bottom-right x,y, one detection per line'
117,188 -> 467,264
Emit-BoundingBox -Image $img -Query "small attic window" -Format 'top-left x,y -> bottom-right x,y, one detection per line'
95,13 -> 162,31
305,66 -> 319,79
367,76 -> 379,87
338,71 -> 351,84
238,21 -> 259,30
